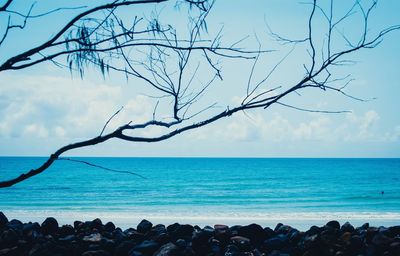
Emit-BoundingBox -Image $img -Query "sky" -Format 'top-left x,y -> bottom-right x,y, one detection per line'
0,0 -> 399,157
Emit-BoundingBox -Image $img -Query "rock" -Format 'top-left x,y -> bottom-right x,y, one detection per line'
0,229 -> 19,247
361,223 -> 370,230
104,222 -> 115,232
274,223 -> 284,232
210,238 -> 221,254
0,212 -> 8,229
154,242 -> 179,256
191,230 -> 213,254
214,224 -> 231,244
148,224 -> 169,244
0,247 -> 21,256
326,220 -> 340,230
83,233 -> 102,243
74,220 -> 83,230
340,232 -> 352,244
175,238 -> 186,248
263,234 -> 288,252
229,225 -> 242,236
372,232 -> 392,247
230,236 -> 253,252
348,235 -> 364,253
125,229 -> 145,243
59,224 -> 74,237
305,225 -> 320,236
389,242 -> 400,254
137,219 -> 153,234
341,222 -> 355,233
91,218 -> 103,230
303,234 -> 321,250
114,241 -> 136,256
131,240 -> 159,255
41,217 -> 59,235
264,227 -> 276,239
7,219 -> 22,231
167,223 -> 194,240
238,223 -> 266,246
59,234 -> 76,242
289,230 -> 303,244
82,250 -> 110,256
225,244 -> 240,254
22,222 -> 40,235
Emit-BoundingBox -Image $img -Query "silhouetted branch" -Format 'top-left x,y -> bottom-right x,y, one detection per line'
57,157 -> 147,179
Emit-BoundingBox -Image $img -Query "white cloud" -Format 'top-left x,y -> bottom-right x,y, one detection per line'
189,109 -> 399,144
0,74 -> 155,139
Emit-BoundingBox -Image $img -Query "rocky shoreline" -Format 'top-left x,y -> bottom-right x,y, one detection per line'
0,212 -> 399,256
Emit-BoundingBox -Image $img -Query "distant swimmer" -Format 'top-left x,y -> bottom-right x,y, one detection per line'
381,191 -> 384,195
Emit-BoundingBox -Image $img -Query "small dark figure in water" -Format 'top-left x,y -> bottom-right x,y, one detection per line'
381,191 -> 384,195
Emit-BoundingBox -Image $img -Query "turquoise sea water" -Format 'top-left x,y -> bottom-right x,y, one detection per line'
0,157 -> 399,229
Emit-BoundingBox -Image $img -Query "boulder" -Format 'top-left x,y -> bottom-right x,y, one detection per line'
137,219 -> 153,234
41,217 -> 59,235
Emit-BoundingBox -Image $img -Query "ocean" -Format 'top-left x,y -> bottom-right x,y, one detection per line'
0,157 -> 399,230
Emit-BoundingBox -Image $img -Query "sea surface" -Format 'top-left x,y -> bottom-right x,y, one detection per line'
1,157 -> 399,230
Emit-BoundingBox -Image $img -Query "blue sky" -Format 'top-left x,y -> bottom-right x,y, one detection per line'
0,0 -> 399,157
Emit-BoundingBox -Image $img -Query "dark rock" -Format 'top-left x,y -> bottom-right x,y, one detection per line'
154,242 -> 179,256
225,244 -> 240,254
305,225 -> 320,236
22,222 -> 40,235
341,222 -> 355,233
0,246 -> 21,256
41,217 -> 59,235
128,251 -> 144,256
372,232 -> 392,247
167,223 -> 194,241
91,218 -> 103,230
264,227 -> 275,239
74,220 -> 83,230
210,238 -> 222,254
326,220 -> 340,230
214,224 -> 231,244
361,223 -> 370,229
289,230 -> 303,243
175,238 -> 186,248
114,241 -> 135,256
263,234 -> 288,252
276,225 -> 293,235
389,242 -> 400,254
104,222 -> 115,232
229,225 -> 242,236
82,250 -> 110,256
230,236 -> 253,252
137,219 -> 153,234
348,235 -> 364,253
238,223 -> 266,246
303,233 -> 321,250
126,230 -> 145,243
59,234 -> 76,242
147,224 -> 169,244
0,212 -> 8,229
112,228 -> 126,242
274,223 -> 283,232
6,219 -> 22,231
320,228 -> 339,244
0,229 -> 19,247
59,224 -> 74,237
191,230 -> 213,253
131,240 -> 159,255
